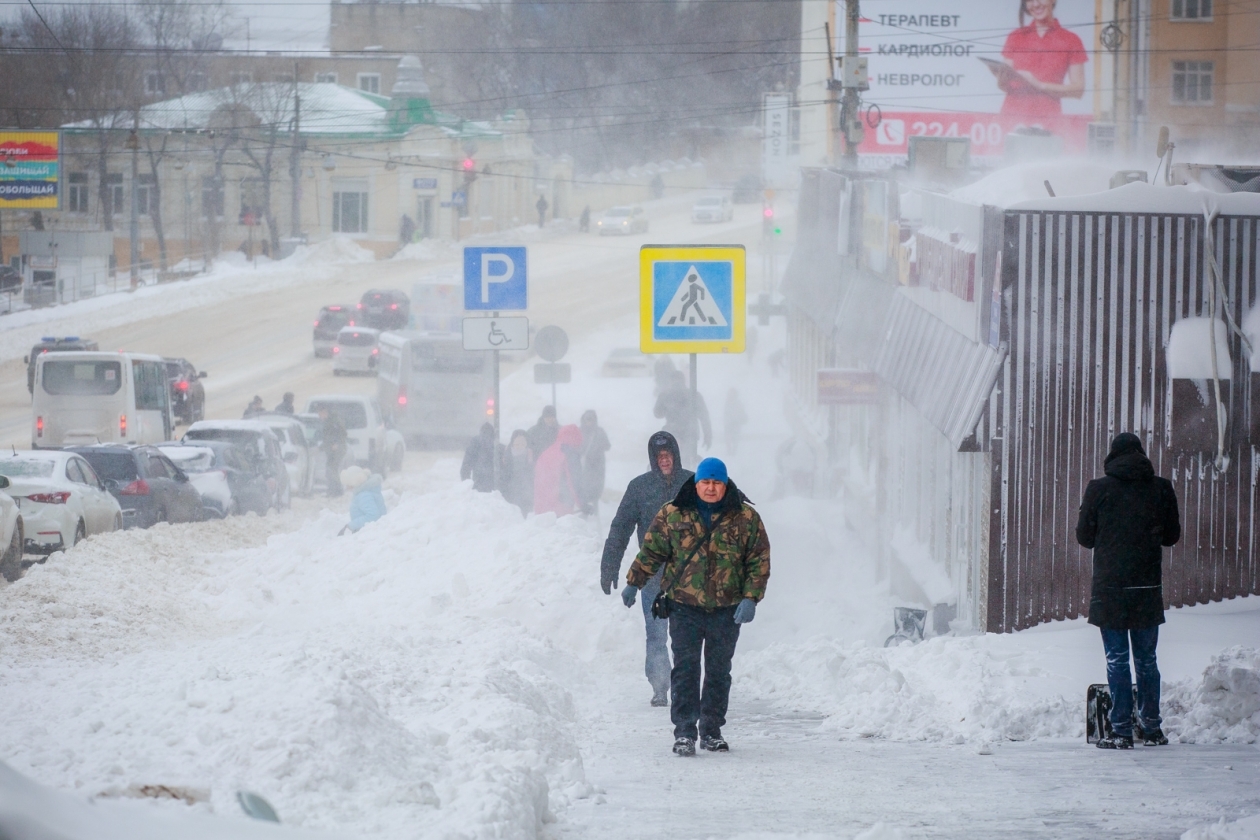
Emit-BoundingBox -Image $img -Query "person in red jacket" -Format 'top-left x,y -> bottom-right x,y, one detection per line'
999,0 -> 1087,118
533,424 -> 583,516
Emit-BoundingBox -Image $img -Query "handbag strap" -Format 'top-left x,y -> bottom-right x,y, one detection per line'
658,527 -> 709,598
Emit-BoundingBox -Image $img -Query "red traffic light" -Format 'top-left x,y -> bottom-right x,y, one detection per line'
763,206 -> 774,219
462,157 -> 475,171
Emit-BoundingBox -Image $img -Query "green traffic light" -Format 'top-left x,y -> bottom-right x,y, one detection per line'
773,226 -> 782,235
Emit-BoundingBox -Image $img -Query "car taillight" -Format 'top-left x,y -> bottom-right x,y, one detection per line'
176,380 -> 189,392
390,303 -> 398,310
36,416 -> 43,438
397,389 -> 407,406
371,348 -> 379,355
332,346 -> 340,354
27,491 -> 70,504
120,414 -> 127,437
357,303 -> 364,309
314,320 -> 320,326
119,479 -> 150,496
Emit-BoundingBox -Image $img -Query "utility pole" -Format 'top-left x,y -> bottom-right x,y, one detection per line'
290,69 -> 302,239
840,0 -> 865,167
127,112 -> 141,289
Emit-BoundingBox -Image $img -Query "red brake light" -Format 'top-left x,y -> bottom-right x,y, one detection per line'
27,491 -> 70,504
371,348 -> 379,355
120,414 -> 127,437
176,381 -> 189,392
332,346 -> 340,354
397,390 -> 407,406
390,303 -> 398,310
119,479 -> 150,496
357,303 -> 364,309
36,416 -> 43,438
314,320 -> 320,326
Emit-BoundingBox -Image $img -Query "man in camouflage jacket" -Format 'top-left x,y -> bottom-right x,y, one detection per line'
622,457 -> 770,756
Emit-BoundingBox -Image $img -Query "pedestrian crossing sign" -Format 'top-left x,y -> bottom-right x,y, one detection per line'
640,245 -> 745,354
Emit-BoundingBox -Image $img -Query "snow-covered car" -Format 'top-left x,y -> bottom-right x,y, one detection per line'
0,476 -> 24,582
252,413 -> 315,496
596,206 -> 649,235
600,347 -> 652,378
183,421 -> 291,511
304,395 -> 405,474
0,450 -> 121,555
71,444 -> 203,529
691,195 -> 733,223
332,326 -> 381,376
157,441 -> 273,517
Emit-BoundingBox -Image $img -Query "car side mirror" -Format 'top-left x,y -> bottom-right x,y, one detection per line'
22,355 -> 28,364
198,371 -> 208,379
0,475 -> 9,489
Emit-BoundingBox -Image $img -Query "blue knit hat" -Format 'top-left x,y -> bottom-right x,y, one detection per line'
695,457 -> 728,483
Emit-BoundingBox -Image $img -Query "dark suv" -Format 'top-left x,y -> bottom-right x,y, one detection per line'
357,289 -> 410,330
25,336 -> 100,394
314,305 -> 354,357
71,444 -> 204,529
164,357 -> 208,424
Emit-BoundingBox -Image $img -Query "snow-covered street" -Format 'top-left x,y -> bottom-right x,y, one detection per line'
2,207 -> 1259,840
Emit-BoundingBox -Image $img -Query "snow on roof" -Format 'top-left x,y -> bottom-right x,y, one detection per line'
949,159 -> 1119,207
1010,181 -> 1260,216
186,419 -> 280,434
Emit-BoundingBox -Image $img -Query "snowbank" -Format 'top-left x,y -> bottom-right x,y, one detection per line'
1183,815 -> 1260,840
949,159 -> 1117,207
1165,647 -> 1260,744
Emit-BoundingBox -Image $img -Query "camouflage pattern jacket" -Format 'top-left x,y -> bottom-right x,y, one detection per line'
627,477 -> 770,609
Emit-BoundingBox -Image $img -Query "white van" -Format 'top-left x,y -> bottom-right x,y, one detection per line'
377,331 -> 493,445
32,351 -> 173,447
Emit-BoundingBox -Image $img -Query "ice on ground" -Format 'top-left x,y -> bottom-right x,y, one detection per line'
1183,814 -> 1260,840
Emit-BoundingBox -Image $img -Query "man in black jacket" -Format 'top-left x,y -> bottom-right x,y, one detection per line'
600,431 -> 693,706
1075,432 -> 1181,749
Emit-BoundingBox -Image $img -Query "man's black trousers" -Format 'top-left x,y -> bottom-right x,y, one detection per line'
668,602 -> 740,740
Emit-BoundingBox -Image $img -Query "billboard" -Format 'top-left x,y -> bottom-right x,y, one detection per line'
0,131 -> 60,209
840,1 -> 1096,164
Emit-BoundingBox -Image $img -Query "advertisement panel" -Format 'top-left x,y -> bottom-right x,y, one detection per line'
0,131 -> 60,209
840,0 -> 1096,164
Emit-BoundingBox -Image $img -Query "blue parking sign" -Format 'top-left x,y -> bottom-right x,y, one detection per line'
464,246 -> 527,311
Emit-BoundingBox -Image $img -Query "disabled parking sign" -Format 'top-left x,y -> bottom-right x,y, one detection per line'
640,245 -> 745,354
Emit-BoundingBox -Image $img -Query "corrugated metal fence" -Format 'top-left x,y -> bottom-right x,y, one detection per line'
989,210 -> 1260,632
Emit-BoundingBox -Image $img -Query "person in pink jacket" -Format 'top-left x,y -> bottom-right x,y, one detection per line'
533,424 -> 583,516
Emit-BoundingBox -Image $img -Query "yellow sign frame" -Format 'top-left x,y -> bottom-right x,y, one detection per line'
639,244 -> 745,354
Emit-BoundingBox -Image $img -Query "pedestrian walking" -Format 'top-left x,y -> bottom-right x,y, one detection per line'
579,410 -> 611,515
243,395 -> 265,418
1075,432 -> 1181,749
527,405 -> 559,460
319,407 -> 348,498
460,422 -> 499,492
533,424 -> 583,516
579,205 -> 591,233
622,457 -> 770,756
502,430 -> 534,516
723,388 -> 747,455
600,432 -> 694,706
536,194 -> 549,228
653,370 -> 711,466
274,392 -> 296,415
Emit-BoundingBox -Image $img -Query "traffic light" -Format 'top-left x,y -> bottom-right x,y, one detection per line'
462,157 -> 476,186
762,203 -> 774,235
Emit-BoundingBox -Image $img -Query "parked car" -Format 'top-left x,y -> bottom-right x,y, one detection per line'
164,357 -> 208,425
252,413 -> 315,496
183,421 -> 291,510
157,441 -> 273,518
24,336 -> 100,395
357,289 -> 410,330
0,450 -> 122,555
600,347 -> 653,378
304,395 -> 405,474
332,326 -> 381,376
313,305 -> 355,358
293,412 -> 343,490
71,444 -> 203,529
0,475 -> 24,582
691,195 -> 734,223
596,206 -> 649,236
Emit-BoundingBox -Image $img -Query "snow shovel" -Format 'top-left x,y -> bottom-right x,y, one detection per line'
1085,683 -> 1138,744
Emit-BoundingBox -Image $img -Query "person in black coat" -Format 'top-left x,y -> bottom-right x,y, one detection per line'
1075,432 -> 1181,749
600,431 -> 693,706
460,422 -> 500,492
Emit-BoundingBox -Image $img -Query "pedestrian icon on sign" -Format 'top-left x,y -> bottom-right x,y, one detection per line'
657,265 -> 728,328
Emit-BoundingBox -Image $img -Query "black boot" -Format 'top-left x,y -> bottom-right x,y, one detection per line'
1096,734 -> 1134,750
672,737 -> 696,757
699,735 -> 729,752
1136,726 -> 1168,746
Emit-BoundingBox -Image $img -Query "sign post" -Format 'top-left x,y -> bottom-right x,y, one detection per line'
464,246 -> 528,490
639,244 -> 746,414
534,325 -> 570,412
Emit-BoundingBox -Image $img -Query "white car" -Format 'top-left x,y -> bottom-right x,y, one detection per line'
0,450 -> 122,556
157,444 -> 234,519
304,395 -> 406,474
0,476 -> 25,582
600,347 -> 653,378
253,413 -> 315,496
332,326 -> 381,376
596,206 -> 649,235
691,195 -> 733,223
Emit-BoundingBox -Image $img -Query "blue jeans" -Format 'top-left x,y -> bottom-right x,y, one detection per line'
640,570 -> 671,695
1100,626 -> 1162,737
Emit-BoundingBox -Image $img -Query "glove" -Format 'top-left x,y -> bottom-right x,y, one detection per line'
621,585 -> 639,608
600,558 -> 619,595
733,598 -> 756,624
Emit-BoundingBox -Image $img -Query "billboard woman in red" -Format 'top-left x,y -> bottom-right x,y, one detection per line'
1000,0 -> 1087,118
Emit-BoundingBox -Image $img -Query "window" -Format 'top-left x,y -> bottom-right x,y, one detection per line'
77,458 -> 103,488
307,400 -> 367,429
132,360 -> 168,411
357,73 -> 381,94
186,72 -> 208,92
105,173 -> 123,215
136,174 -> 156,216
274,73 -> 295,84
65,458 -> 87,485
332,181 -> 369,233
229,71 -> 252,87
67,172 -> 89,213
1171,0 -> 1212,19
144,71 -> 165,96
42,361 -> 122,396
201,175 -> 224,219
314,72 -> 337,84
1172,60 -> 1213,103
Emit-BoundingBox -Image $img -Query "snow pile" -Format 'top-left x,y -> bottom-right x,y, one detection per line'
1182,814 -> 1260,840
949,159 -> 1117,207
1165,647 -> 1260,744
289,237 -> 375,266
391,241 -> 450,262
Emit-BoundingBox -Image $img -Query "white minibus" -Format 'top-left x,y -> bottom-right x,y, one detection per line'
32,351 -> 173,447
378,331 -> 493,445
